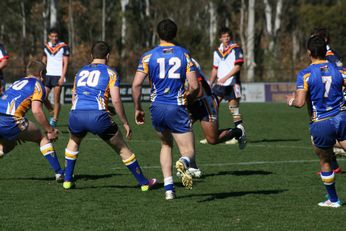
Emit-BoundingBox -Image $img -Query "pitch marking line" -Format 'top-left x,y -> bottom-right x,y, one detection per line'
111,159 -> 346,170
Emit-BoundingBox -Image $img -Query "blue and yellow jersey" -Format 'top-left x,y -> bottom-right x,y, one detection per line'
326,45 -> 343,69
71,63 -> 120,111
296,60 -> 346,121
137,42 -> 196,105
0,77 -> 45,118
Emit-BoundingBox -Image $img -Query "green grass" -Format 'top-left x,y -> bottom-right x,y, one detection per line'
1,103 -> 346,230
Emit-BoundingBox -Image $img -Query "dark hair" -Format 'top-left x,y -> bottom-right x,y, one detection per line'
26,60 -> 46,76
48,28 -> 59,35
91,41 -> 111,59
219,27 -> 232,37
307,36 -> 327,59
311,27 -> 329,44
157,19 -> 177,41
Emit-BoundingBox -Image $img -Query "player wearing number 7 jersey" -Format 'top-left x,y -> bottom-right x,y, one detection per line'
132,19 -> 199,200
63,41 -> 157,191
286,36 -> 346,208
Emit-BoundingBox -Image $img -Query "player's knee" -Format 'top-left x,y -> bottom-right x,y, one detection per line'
206,136 -> 218,145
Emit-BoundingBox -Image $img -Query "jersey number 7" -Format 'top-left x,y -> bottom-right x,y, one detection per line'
322,76 -> 332,98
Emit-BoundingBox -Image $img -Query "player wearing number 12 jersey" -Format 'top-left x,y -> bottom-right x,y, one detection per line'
63,41 -> 156,191
132,19 -> 199,200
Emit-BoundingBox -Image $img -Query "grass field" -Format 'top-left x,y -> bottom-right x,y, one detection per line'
1,103 -> 346,230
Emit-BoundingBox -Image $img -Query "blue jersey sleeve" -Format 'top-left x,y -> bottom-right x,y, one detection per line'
107,68 -> 120,88
184,52 -> 196,73
137,52 -> 152,74
296,70 -> 310,91
63,45 -> 70,56
234,47 -> 244,65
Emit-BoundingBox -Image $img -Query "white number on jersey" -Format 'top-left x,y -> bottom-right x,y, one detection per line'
12,80 -> 29,90
157,57 -> 181,79
322,76 -> 332,98
77,70 -> 101,87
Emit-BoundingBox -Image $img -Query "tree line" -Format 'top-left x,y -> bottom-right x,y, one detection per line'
1,0 -> 345,83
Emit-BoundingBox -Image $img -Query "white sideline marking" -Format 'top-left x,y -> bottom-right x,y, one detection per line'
112,159 -> 346,170
59,135 -> 312,150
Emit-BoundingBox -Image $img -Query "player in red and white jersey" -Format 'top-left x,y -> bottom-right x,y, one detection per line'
42,28 -> 70,127
0,43 -> 9,95
209,27 -> 246,145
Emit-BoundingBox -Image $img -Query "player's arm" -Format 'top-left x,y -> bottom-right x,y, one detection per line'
132,71 -> 147,125
286,90 -> 307,108
59,56 -> 69,86
42,54 -> 47,64
186,71 -> 199,101
0,58 -> 8,70
217,64 -> 242,84
110,86 -> 132,138
32,101 -> 58,140
209,67 -> 218,85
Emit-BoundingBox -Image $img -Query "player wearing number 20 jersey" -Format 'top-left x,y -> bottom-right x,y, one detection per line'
69,63 -> 119,138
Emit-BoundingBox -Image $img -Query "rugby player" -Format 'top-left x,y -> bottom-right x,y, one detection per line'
286,36 -> 346,208
0,60 -> 63,181
132,19 -> 199,200
209,27 -> 246,145
42,28 -> 70,127
62,41 -> 156,191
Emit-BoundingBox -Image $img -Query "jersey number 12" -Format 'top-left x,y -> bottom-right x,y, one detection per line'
157,57 -> 181,79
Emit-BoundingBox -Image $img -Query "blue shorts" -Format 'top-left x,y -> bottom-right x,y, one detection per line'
309,112 -> 346,148
69,110 -> 118,140
150,103 -> 192,133
0,115 -> 28,141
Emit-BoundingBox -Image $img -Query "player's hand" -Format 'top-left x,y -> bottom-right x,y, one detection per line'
286,93 -> 295,106
135,110 -> 145,125
217,77 -> 227,85
47,128 -> 59,141
58,76 -> 65,86
123,123 -> 132,139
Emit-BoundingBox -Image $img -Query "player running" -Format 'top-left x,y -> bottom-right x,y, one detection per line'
286,36 -> 346,208
132,19 -> 199,200
184,59 -> 246,178
62,41 -> 156,191
0,60 -> 63,181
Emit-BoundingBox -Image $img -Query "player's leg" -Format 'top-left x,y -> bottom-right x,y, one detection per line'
63,134 -> 83,189
310,119 -> 341,207
314,145 -> 341,208
44,83 -> 54,119
51,85 -> 62,126
100,122 -> 154,191
19,120 -> 64,180
155,130 -> 176,199
172,131 -> 194,189
228,96 -> 247,148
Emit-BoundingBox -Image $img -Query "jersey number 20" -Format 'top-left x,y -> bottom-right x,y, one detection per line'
77,70 -> 100,87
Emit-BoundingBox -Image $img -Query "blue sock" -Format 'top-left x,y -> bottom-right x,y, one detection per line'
164,176 -> 175,192
123,154 -> 148,186
65,149 -> 79,182
180,156 -> 190,168
320,171 -> 338,202
40,143 -> 63,174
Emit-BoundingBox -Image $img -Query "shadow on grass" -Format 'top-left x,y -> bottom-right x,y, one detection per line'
202,170 -> 272,179
74,182 -> 163,190
179,189 -> 288,202
0,173 -> 122,182
75,173 -> 122,181
249,138 -> 300,143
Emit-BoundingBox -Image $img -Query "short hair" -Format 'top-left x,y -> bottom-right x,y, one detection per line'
157,19 -> 177,41
91,41 -> 111,59
307,35 -> 327,59
311,27 -> 329,44
26,60 -> 46,76
48,28 -> 59,35
219,27 -> 232,37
